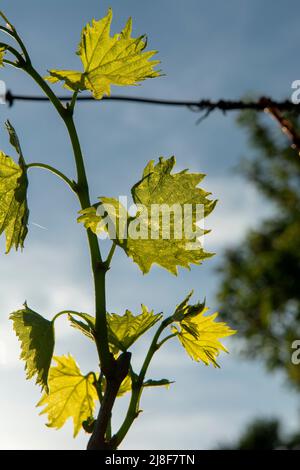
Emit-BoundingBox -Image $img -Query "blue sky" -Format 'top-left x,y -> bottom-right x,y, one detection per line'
0,0 -> 299,449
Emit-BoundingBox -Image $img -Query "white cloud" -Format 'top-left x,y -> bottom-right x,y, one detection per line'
203,176 -> 274,250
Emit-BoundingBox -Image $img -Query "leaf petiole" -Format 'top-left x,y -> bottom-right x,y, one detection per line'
26,162 -> 76,193
0,41 -> 24,64
0,12 -> 31,63
52,310 -> 92,324
105,242 -> 117,268
68,91 -> 79,114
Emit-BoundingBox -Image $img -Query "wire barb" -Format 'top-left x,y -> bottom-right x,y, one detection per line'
4,90 -> 300,115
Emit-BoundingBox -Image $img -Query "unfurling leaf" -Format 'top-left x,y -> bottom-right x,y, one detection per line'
5,121 -> 26,165
45,8 -> 160,99
69,308 -> 161,356
0,122 -> 29,252
68,312 -> 95,341
101,375 -> 173,398
37,355 -> 98,437
10,304 -> 55,391
143,379 -> 174,389
172,294 -> 236,367
107,306 -> 162,352
78,156 -> 216,275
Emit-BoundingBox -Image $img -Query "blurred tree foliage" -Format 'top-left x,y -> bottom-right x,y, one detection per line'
219,417 -> 300,450
217,110 -> 300,389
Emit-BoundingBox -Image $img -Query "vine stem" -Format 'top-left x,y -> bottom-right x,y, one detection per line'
0,12 -> 31,62
111,317 -> 174,449
19,60 -> 132,449
105,242 -> 117,268
26,162 -> 76,192
52,310 -> 91,323
23,63 -> 113,375
4,25 -> 176,447
0,41 -> 24,64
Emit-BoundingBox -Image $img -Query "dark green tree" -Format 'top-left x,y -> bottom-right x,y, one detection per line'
217,110 -> 300,388
219,417 -> 300,450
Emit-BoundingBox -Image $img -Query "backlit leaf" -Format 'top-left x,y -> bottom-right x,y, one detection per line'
45,8 -> 160,99
0,122 -> 29,252
78,156 -> 216,274
68,313 -> 95,341
143,379 -> 174,389
37,355 -> 98,437
10,304 -> 55,391
172,294 -> 236,367
107,306 -> 162,352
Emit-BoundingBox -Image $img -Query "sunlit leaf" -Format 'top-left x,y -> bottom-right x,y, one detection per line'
68,313 -> 95,341
37,355 -> 98,437
10,304 -> 55,391
0,122 -> 29,252
78,156 -> 216,275
45,8 -> 160,99
68,308 -> 161,357
143,379 -> 174,389
78,197 -> 128,242
172,294 -> 236,367
107,306 -> 162,352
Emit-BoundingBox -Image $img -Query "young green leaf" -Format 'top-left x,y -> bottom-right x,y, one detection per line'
0,122 -> 29,252
171,295 -> 236,367
78,197 -> 128,241
117,374 -> 132,397
10,304 -> 55,391
37,355 -> 98,437
78,157 -> 216,274
68,313 -> 95,341
107,306 -> 162,352
5,121 -> 26,166
143,379 -> 174,389
45,8 -> 160,99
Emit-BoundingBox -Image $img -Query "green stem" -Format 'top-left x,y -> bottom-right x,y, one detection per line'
69,91 -> 79,114
111,317 -> 174,448
157,332 -> 178,348
0,12 -> 31,62
63,112 -> 113,374
139,317 -> 173,383
3,59 -> 19,67
26,162 -> 76,193
52,310 -> 91,323
24,63 -> 65,118
23,63 -> 112,374
0,42 -> 24,64
105,242 -> 117,268
0,25 -> 15,40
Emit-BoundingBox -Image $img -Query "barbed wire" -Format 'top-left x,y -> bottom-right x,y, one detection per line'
4,90 -> 300,154
4,90 -> 300,119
